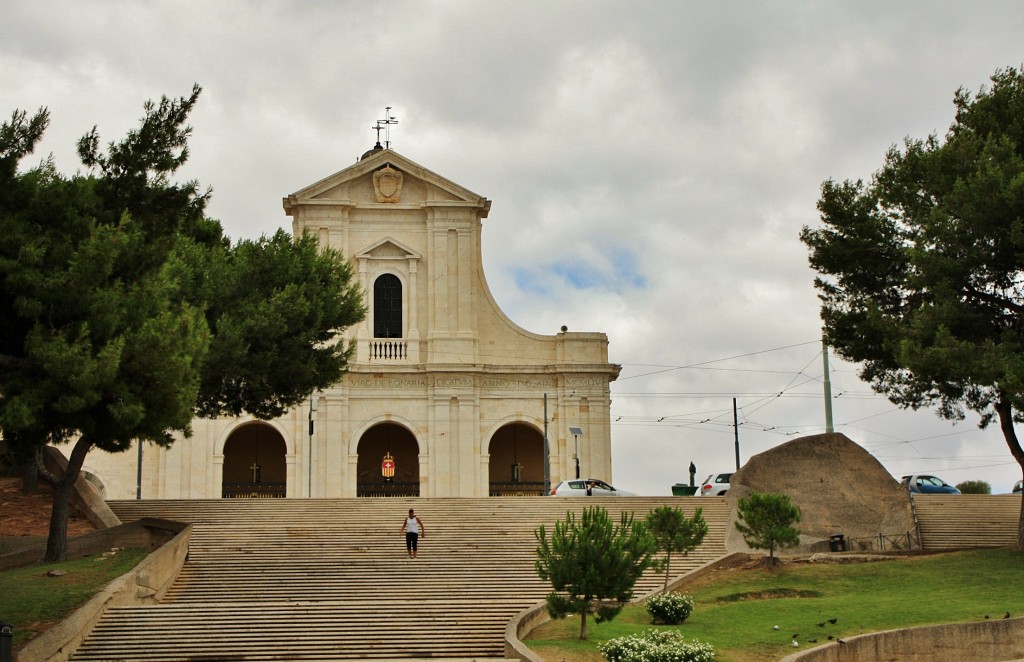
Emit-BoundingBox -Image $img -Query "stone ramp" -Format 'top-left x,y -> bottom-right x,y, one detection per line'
913,494 -> 1021,549
72,497 -> 727,661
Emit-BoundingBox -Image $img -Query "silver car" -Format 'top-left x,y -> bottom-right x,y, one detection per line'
549,479 -> 635,496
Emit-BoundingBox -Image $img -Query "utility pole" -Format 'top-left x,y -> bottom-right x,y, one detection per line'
822,335 -> 835,433
543,394 -> 550,495
135,440 -> 142,500
569,427 -> 583,479
733,397 -> 740,470
308,394 -> 318,497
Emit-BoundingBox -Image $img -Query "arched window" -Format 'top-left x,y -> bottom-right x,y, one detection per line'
374,274 -> 403,338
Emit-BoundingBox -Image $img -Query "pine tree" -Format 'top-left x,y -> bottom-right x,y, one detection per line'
801,66 -> 1024,549
735,492 -> 801,565
535,506 -> 657,639
645,505 -> 708,591
0,88 -> 365,561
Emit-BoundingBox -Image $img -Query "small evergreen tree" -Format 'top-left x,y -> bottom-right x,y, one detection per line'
645,505 -> 708,591
535,506 -> 657,639
957,480 -> 991,494
735,492 -> 801,566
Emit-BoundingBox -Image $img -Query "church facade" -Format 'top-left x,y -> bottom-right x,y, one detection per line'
82,146 -> 620,499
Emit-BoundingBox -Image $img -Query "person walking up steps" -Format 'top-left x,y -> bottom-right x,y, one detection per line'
401,508 -> 425,558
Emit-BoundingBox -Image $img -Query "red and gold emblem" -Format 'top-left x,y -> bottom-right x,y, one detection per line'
381,452 -> 396,478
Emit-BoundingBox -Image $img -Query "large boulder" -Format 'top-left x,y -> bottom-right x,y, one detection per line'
725,432 -> 914,554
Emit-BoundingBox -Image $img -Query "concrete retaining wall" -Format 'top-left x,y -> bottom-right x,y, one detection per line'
15,523 -> 191,662
505,603 -> 550,662
779,616 -> 1024,662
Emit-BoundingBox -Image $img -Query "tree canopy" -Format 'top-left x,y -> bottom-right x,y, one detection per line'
800,66 -> 1024,549
535,506 -> 657,639
0,87 -> 365,560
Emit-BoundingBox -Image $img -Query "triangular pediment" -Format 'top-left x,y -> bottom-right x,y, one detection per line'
283,148 -> 490,214
355,237 -> 421,261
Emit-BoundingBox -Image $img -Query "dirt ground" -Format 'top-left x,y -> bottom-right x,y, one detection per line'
0,476 -> 98,538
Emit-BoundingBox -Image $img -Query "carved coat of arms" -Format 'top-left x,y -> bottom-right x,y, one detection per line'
373,166 -> 403,203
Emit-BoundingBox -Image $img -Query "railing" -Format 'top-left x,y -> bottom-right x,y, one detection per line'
489,481 -> 547,497
357,481 -> 420,497
842,531 -> 919,552
368,339 -> 408,361
222,482 -> 286,498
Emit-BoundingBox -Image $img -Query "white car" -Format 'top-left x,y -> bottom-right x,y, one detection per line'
549,479 -> 635,496
699,472 -> 732,496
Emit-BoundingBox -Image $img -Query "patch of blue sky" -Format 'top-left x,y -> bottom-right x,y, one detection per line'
512,267 -> 552,296
513,248 -> 647,294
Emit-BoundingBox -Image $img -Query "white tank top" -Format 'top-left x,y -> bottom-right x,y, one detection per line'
405,516 -> 420,534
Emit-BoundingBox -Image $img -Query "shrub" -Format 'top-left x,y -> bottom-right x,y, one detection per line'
599,629 -> 715,662
644,592 -> 695,625
956,480 -> 991,494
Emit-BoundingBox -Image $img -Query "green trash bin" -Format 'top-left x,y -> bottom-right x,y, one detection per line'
672,484 -> 699,496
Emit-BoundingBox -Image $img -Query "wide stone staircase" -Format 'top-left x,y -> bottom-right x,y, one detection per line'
72,497 -> 728,661
912,494 -> 1021,549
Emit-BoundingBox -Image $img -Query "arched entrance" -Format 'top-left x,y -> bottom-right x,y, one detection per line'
222,422 -> 287,498
488,423 -> 545,496
356,423 -> 419,497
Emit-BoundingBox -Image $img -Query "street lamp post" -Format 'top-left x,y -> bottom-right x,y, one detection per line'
308,394 -> 318,497
569,426 -> 583,479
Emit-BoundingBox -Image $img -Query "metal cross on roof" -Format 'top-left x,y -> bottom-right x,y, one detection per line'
372,106 -> 399,148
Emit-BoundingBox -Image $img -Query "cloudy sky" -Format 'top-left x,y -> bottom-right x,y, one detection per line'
5,1 -> 1024,495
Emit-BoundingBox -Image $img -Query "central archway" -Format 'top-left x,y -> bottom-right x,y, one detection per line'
488,422 -> 545,496
356,422 -> 419,497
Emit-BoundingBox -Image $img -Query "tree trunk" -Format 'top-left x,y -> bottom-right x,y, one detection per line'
663,551 -> 673,591
994,395 -> 1024,551
579,609 -> 588,640
45,477 -> 72,563
21,449 -> 39,495
43,435 -> 93,562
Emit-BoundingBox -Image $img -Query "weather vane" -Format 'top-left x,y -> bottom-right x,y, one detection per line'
372,106 -> 399,149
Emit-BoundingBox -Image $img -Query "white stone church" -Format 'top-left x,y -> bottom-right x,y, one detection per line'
82,143 -> 620,499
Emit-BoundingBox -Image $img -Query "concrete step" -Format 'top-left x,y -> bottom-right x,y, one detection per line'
913,494 -> 1021,549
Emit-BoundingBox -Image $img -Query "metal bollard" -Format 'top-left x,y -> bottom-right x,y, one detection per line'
1,621 -> 13,662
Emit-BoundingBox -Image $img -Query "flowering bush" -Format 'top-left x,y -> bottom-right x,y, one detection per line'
599,629 -> 715,662
644,592 -> 695,625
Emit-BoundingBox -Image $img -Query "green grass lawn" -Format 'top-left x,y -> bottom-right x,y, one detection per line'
0,547 -> 148,650
525,549 -> 1024,662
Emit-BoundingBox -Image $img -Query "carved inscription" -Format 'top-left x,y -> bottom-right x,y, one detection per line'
482,378 -> 558,388
351,378 -> 427,388
435,377 -> 474,388
566,377 -> 605,388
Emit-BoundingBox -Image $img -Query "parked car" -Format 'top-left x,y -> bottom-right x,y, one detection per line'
1013,480 -> 1022,494
549,479 -> 635,496
699,472 -> 732,496
901,474 -> 961,495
